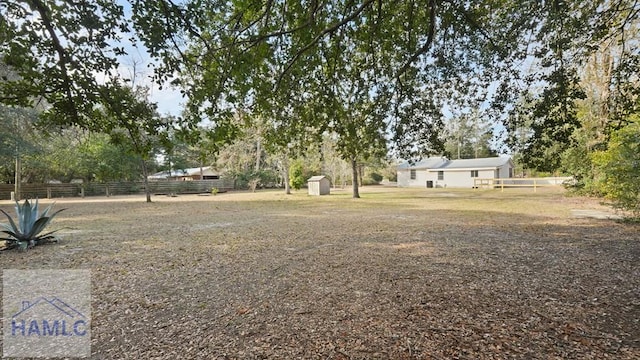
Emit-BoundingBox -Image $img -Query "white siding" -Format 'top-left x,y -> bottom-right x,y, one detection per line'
308,178 -> 330,195
497,163 -> 512,178
425,169 -> 497,188
397,169 -> 411,187
397,169 -> 440,187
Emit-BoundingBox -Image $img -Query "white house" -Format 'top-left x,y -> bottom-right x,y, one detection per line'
397,157 -> 514,188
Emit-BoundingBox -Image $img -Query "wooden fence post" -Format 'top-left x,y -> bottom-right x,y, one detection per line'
47,187 -> 52,199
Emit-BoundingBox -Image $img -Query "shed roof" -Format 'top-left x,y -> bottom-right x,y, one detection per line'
307,175 -> 328,182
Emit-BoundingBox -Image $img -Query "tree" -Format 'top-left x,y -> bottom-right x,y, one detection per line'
288,159 -> 305,191
131,0 -> 518,165
0,105 -> 41,198
557,25 -> 640,218
591,118 -> 640,216
443,110 -> 496,159
501,1 -> 640,172
96,82 -> 170,202
0,0 -> 129,126
215,114 -> 280,190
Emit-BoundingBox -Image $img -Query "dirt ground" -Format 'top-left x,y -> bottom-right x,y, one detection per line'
1,187 -> 638,359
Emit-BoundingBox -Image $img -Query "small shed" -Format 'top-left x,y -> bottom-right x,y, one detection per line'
307,176 -> 330,196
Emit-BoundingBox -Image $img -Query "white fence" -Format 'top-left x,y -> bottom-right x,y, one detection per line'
474,177 -> 572,192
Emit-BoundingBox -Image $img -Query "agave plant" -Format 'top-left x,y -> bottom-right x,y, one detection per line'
0,198 -> 65,251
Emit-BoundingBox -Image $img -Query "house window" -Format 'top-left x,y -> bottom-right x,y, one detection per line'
437,171 -> 444,180
470,170 -> 479,177
410,169 -> 416,180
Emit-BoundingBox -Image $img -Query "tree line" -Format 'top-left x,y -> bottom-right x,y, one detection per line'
0,1 -> 638,212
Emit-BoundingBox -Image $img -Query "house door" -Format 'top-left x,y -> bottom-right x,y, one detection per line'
426,181 -> 434,188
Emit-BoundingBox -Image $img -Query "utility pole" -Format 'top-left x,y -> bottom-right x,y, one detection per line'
14,151 -> 21,201
14,117 -> 21,201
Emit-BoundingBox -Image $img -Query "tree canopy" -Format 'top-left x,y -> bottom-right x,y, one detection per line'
126,1 -> 638,161
3,1 -> 637,154
1,0 -> 130,126
1,0 -> 639,205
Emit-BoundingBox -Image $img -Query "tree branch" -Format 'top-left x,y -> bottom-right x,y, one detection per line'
398,0 -> 437,76
275,0 -> 376,90
28,0 -> 81,122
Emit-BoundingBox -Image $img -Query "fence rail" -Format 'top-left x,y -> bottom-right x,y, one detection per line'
0,179 -> 235,200
474,177 -> 572,192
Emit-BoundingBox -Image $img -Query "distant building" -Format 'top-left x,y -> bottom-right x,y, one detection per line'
147,167 -> 220,181
397,157 -> 514,188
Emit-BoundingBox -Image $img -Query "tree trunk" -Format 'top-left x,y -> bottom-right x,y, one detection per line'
255,138 -> 262,172
279,154 -> 291,194
284,168 -> 291,195
141,158 -> 152,203
351,157 -> 360,198
14,152 -> 21,201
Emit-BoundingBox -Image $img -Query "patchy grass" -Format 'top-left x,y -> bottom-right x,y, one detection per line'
1,187 -> 638,359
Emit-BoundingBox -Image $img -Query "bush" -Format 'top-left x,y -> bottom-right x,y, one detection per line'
289,160 -> 305,190
592,119 -> 640,217
360,172 -> 384,186
229,170 -> 278,190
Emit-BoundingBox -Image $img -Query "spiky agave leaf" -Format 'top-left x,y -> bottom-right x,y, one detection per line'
29,199 -> 40,231
19,199 -> 32,235
24,209 -> 65,240
0,209 -> 22,239
40,202 -> 54,218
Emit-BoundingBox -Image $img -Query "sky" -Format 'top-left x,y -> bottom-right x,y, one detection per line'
115,0 -> 184,117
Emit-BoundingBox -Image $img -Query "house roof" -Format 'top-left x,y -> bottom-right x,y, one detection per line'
148,166 -> 217,179
397,157 -> 448,170
434,157 -> 512,170
308,175 -> 328,182
398,157 -> 512,171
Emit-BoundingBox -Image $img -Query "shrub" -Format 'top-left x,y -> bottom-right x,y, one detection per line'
0,199 -> 65,251
591,119 -> 640,217
229,170 -> 278,190
289,160 -> 305,190
361,172 -> 384,185
369,172 -> 383,183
